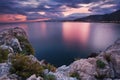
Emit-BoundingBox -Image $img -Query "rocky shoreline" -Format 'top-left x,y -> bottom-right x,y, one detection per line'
0,27 -> 120,80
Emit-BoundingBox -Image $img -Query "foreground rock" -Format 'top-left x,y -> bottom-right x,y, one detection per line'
0,27 -> 120,80
51,39 -> 120,80
0,63 -> 10,77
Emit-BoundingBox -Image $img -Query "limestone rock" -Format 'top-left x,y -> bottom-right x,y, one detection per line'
69,58 -> 97,76
0,74 -> 18,80
0,63 -> 11,77
49,72 -> 77,80
27,74 -> 43,80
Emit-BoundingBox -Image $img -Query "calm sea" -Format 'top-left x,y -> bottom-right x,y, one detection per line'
0,22 -> 120,66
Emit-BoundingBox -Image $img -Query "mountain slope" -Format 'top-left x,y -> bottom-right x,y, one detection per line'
74,10 -> 120,22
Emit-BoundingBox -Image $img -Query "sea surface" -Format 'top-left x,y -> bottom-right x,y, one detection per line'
0,22 -> 120,67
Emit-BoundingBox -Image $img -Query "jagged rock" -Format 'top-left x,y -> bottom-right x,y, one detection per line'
8,53 -> 13,63
49,72 -> 77,80
0,63 -> 11,77
96,56 -> 111,77
44,69 -> 49,74
80,72 -> 96,80
56,65 -> 70,76
108,51 -> 120,78
11,37 -> 22,52
69,58 -> 97,75
68,58 -> 97,80
0,74 -> 20,80
0,44 -> 14,53
0,75 -> 10,80
0,27 -> 28,54
8,74 -> 19,80
57,65 -> 70,72
28,55 -> 39,62
28,55 -> 44,65
103,78 -> 112,80
27,74 -> 43,80
0,27 -> 120,80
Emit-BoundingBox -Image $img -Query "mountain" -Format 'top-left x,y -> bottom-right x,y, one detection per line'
74,10 -> 120,22
65,13 -> 91,20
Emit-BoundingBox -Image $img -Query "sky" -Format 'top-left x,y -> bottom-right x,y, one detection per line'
0,0 -> 120,22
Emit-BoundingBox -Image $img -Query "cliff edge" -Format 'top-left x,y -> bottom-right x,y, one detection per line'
0,27 -> 120,80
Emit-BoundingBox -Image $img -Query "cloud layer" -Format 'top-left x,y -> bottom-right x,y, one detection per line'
0,0 -> 120,19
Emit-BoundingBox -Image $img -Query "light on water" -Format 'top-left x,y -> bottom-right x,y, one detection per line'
0,22 -> 120,66
62,23 -> 90,47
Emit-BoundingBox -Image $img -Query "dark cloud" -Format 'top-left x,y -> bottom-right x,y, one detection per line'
0,0 -> 26,14
27,12 -> 46,20
89,0 -> 120,14
0,0 -> 120,19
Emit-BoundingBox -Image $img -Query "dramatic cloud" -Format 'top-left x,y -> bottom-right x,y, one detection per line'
0,0 -> 120,20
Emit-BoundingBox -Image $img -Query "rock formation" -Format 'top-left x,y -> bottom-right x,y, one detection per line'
0,27 -> 120,80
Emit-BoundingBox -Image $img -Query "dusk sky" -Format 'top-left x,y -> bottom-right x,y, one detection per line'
0,0 -> 120,22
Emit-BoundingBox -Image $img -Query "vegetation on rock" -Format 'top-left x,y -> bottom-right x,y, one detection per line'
104,53 -> 111,62
95,74 -> 106,79
10,54 -> 44,79
44,74 -> 56,80
96,59 -> 106,69
16,36 -> 34,55
43,63 -> 56,72
69,72 -> 80,80
0,48 -> 9,63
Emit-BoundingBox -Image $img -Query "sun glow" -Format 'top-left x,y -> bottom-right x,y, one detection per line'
38,12 -> 46,15
62,23 -> 90,47
62,7 -> 91,17
0,14 -> 27,22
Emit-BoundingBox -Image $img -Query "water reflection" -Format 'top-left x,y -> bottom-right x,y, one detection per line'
90,23 -> 117,51
0,22 -> 120,66
62,23 -> 90,47
40,22 -> 47,37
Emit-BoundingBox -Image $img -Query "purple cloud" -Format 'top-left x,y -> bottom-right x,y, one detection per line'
0,0 -> 120,20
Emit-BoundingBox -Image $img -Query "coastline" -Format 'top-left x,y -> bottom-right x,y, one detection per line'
0,27 -> 120,80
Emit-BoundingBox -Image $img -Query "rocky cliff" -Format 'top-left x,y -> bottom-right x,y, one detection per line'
0,27 -> 120,80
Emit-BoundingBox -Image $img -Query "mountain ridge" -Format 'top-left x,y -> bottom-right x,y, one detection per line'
74,10 -> 120,22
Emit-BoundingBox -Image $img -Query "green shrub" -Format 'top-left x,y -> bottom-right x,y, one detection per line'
16,36 -> 35,55
95,74 -> 106,79
16,36 -> 28,43
43,64 -> 56,72
21,42 -> 35,55
104,53 -> 111,62
96,59 -> 106,69
10,54 -> 44,79
0,48 -> 9,63
44,74 -> 56,80
69,72 -> 80,80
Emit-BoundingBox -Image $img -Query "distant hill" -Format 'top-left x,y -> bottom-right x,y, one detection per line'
74,10 -> 120,23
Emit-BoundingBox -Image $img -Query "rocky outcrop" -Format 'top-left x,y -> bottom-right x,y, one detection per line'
0,63 -> 10,77
0,27 -> 29,79
27,74 -> 43,80
51,39 -> 120,80
0,27 -> 27,54
0,27 -> 120,80
48,65 -> 77,80
0,74 -> 19,80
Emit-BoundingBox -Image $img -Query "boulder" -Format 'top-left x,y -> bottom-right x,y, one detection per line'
0,63 -> 10,77
27,74 -> 43,80
0,74 -> 18,80
109,51 -> 120,78
49,72 -> 77,80
69,58 -> 97,76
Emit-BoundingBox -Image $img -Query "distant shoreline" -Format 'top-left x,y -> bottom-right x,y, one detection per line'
0,20 -> 120,24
